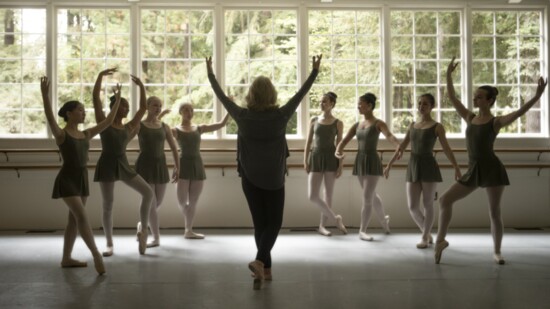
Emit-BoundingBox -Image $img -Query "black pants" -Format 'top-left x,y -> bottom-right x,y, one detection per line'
241,176 -> 285,268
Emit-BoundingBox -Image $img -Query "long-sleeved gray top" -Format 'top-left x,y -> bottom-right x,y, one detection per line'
208,69 -> 319,190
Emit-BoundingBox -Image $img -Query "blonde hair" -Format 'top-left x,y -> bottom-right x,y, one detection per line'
245,76 -> 278,112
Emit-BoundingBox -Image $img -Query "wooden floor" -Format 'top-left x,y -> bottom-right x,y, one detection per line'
0,228 -> 549,309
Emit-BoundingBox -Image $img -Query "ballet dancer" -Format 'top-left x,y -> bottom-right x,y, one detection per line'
135,96 -> 180,248
41,76 -> 122,275
92,68 -> 154,256
304,91 -> 347,236
435,57 -> 547,264
172,103 -> 229,239
335,93 -> 399,241
384,93 -> 461,248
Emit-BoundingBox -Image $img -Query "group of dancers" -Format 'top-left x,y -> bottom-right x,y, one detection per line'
42,54 -> 546,290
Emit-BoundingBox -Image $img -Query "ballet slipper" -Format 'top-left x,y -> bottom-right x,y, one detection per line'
335,215 -> 348,234
416,239 -> 429,249
428,235 -> 433,244
137,228 -> 147,255
248,260 -> 264,290
493,253 -> 505,265
434,240 -> 449,264
147,239 -> 160,248
317,226 -> 332,236
102,246 -> 113,257
184,231 -> 205,239
383,215 -> 391,234
93,255 -> 106,275
251,268 -> 272,281
359,232 -> 373,241
136,222 -> 141,241
60,259 -> 87,268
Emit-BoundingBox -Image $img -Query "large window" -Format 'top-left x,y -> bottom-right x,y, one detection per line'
0,4 -> 547,139
224,9 -> 298,134
141,9 -> 214,132
308,10 -> 382,128
472,10 -> 544,135
0,8 -> 46,136
390,10 -> 463,135
56,8 -> 131,129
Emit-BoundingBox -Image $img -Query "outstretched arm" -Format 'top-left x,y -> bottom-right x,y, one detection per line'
199,113 -> 230,133
335,122 -> 358,159
126,75 -> 147,134
495,77 -> 547,130
40,77 -> 64,144
87,84 -> 122,138
447,57 -> 474,122
279,55 -> 322,116
93,68 -> 116,123
436,124 -> 461,181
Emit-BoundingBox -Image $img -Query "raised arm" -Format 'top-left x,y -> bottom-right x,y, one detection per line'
206,57 -> 242,118
335,122 -> 358,159
383,127 -> 411,179
199,113 -> 230,133
279,55 -> 322,116
164,124 -> 180,183
303,117 -> 316,173
158,108 -> 171,120
87,84 -> 122,138
495,77 -> 547,130
436,123 -> 461,181
93,68 -> 116,123
40,77 -> 64,143
447,57 -> 474,121
126,75 -> 147,134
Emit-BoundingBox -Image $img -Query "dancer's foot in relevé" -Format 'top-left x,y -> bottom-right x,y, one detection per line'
335,215 -> 348,234
93,254 -> 106,275
248,260 -> 265,290
383,215 -> 391,234
434,240 -> 449,264
493,253 -> 505,265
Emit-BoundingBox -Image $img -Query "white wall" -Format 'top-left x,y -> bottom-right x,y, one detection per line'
1,139 -> 549,230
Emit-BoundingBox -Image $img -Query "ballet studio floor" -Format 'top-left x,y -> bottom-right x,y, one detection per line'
0,228 -> 549,309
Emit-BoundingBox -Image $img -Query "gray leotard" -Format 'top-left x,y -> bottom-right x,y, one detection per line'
406,123 -> 442,183
353,121 -> 383,176
458,117 -> 509,187
308,117 -> 339,172
176,128 -> 206,180
94,125 -> 137,182
135,123 -> 169,184
52,130 -> 90,199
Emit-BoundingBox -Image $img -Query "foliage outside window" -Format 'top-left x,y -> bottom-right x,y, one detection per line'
472,10 -> 543,135
224,10 -> 298,134
308,10 -> 382,130
57,8 -> 131,129
141,9 -> 214,133
390,10 -> 463,135
0,8 -> 46,136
